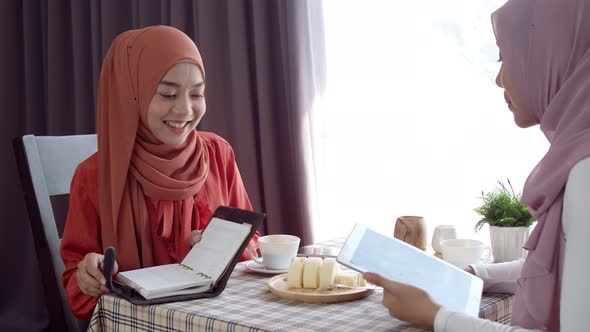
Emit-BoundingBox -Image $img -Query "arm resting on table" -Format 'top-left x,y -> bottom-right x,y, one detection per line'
470,259 -> 523,294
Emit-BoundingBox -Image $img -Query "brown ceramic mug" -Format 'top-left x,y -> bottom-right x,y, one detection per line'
394,216 -> 428,250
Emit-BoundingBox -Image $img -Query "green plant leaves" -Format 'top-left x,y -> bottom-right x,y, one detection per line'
474,181 -> 536,232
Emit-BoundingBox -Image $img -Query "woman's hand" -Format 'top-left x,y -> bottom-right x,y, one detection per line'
363,272 -> 441,329
189,230 -> 202,246
76,252 -> 118,297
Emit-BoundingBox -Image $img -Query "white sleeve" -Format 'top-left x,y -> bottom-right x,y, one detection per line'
434,307 -> 540,332
469,259 -> 523,294
560,157 -> 590,331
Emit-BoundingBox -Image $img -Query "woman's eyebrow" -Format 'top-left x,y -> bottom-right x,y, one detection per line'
159,80 -> 204,88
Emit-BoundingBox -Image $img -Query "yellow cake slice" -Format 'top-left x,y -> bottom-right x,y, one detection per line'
302,257 -> 322,288
318,257 -> 338,289
287,257 -> 306,288
334,271 -> 359,287
358,275 -> 367,287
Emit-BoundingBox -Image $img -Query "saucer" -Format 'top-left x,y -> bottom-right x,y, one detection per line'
245,261 -> 288,275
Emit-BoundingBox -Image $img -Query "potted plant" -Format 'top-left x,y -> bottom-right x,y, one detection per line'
474,179 -> 536,263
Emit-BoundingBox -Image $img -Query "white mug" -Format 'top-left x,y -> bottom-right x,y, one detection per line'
248,234 -> 300,270
431,225 -> 457,253
440,238 -> 491,269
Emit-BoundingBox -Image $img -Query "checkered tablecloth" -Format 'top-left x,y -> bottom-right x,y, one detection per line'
88,239 -> 513,332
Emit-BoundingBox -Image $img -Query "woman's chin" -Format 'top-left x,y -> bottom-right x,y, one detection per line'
514,116 -> 537,129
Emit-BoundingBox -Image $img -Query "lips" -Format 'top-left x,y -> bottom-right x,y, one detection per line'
504,93 -> 512,110
164,120 -> 193,128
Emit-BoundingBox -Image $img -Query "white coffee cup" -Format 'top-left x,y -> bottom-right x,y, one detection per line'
440,238 -> 491,269
431,225 -> 457,253
248,234 -> 300,270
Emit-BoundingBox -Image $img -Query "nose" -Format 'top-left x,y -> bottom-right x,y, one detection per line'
495,64 -> 504,88
173,94 -> 192,117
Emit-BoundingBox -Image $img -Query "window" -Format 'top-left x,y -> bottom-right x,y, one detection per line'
311,0 -> 548,244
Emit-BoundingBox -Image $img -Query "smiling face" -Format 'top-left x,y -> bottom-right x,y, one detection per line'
146,62 -> 206,145
495,63 -> 536,128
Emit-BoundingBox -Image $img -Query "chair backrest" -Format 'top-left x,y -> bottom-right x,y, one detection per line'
13,134 -> 97,332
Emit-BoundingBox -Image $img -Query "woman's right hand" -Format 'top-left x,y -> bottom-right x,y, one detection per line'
76,252 -> 118,297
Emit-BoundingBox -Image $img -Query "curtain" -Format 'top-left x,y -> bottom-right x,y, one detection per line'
0,1 -> 324,330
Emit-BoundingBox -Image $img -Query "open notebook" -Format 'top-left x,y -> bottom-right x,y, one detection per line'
104,206 -> 265,304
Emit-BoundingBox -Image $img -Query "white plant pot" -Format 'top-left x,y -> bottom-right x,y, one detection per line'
489,226 -> 530,263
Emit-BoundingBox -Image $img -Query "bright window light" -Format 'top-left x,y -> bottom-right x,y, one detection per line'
311,0 -> 549,245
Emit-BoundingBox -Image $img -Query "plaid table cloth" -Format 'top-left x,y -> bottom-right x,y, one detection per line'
88,239 -> 512,332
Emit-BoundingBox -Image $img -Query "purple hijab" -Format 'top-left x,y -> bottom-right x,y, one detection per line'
492,0 -> 590,330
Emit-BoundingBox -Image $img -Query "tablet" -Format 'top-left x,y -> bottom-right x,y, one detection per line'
337,224 -> 483,316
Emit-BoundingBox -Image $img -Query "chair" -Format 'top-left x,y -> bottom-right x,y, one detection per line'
13,134 -> 97,332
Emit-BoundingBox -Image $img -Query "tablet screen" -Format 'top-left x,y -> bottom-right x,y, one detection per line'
337,224 -> 483,316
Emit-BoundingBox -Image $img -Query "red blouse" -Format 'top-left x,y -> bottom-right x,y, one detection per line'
60,132 -> 260,319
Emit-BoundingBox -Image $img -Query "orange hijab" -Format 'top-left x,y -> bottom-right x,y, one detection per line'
97,26 -> 209,270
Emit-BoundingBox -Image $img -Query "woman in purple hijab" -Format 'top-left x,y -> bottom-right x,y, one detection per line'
364,0 -> 590,331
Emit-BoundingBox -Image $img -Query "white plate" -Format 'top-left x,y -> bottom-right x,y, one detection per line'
245,261 -> 288,275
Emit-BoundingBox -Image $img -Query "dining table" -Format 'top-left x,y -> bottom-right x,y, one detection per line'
88,238 -> 513,332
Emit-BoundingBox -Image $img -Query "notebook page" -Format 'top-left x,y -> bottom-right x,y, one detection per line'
182,217 -> 252,281
117,263 -> 210,292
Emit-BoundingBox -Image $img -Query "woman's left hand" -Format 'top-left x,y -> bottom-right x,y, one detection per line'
189,230 -> 202,246
363,272 -> 441,329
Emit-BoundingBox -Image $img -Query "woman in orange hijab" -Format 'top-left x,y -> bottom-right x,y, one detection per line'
60,26 -> 260,320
